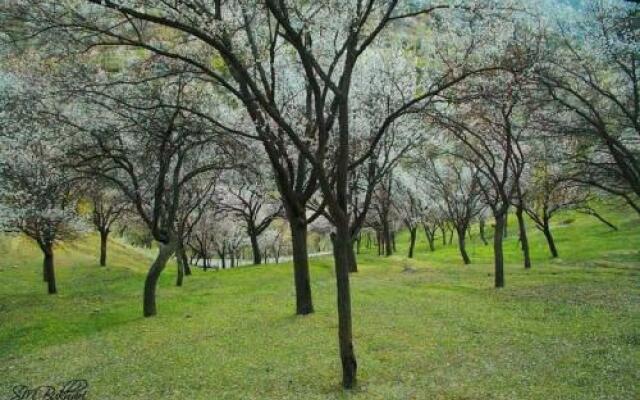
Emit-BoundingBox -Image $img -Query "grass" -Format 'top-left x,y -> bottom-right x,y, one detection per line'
0,207 -> 639,399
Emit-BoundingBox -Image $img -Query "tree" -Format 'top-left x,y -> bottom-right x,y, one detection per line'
417,156 -> 483,264
392,169 -> 424,258
218,166 -> 283,265
62,69 -> 241,316
0,71 -> 85,294
86,186 -> 128,266
537,1 -> 640,212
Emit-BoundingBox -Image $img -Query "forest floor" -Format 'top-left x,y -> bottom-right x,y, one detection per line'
0,207 -> 639,399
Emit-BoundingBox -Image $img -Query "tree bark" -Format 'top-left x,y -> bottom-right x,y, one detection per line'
176,253 -> 184,287
348,239 -> 358,273
289,217 -> 314,315
43,244 -> 56,295
516,205 -> 531,269
408,227 -> 417,258
493,214 -> 506,288
479,218 -> 488,245
457,228 -> 471,265
383,221 -> 392,256
143,240 -> 176,317
249,229 -> 262,265
542,221 -> 559,258
391,231 -> 397,252
332,222 -> 357,389
99,229 -> 108,267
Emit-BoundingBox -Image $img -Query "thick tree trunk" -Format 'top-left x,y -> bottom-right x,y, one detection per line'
249,230 -> 262,265
479,218 -> 488,245
493,214 -> 506,288
457,228 -> 471,265
333,222 -> 357,389
542,222 -> 559,258
289,217 -> 314,315
99,229 -> 108,266
43,244 -> 56,295
408,227 -> 417,258
348,240 -> 358,273
516,205 -> 531,269
143,240 -> 176,317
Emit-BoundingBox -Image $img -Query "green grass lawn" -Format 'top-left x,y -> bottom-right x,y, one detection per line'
0,208 -> 639,399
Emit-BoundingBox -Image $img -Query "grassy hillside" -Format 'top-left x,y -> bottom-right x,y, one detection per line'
0,208 -> 639,399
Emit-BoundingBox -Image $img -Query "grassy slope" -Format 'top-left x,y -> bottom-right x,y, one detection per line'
0,208 -> 639,400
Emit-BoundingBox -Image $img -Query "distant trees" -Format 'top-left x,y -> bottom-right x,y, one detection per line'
87,187 -> 128,266
418,157 -> 483,264
218,166 -> 283,266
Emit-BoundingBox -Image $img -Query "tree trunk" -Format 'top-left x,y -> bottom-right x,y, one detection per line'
516,205 -> 531,269
441,225 -> 447,246
542,221 -> 559,258
348,239 -> 358,273
99,229 -> 108,266
43,244 -> 56,294
423,225 -> 435,251
333,221 -> 358,389
448,229 -> 454,245
289,217 -> 314,315
249,229 -> 262,265
176,253 -> 184,287
479,218 -> 488,245
408,227 -> 417,258
493,214 -> 506,288
383,221 -> 392,256
457,228 -> 471,265
143,240 -> 176,317
178,242 -> 191,276
391,231 -> 397,252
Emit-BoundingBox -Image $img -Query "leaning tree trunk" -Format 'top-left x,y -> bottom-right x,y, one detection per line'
43,243 -> 56,295
143,240 -> 176,317
542,220 -> 559,258
515,205 -> 531,269
249,229 -> 262,265
333,221 -> 358,389
99,229 -> 109,267
493,213 -> 506,288
408,227 -> 417,258
457,227 -> 471,265
289,216 -> 314,315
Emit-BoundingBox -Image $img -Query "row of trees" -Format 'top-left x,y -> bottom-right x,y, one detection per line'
1,0 -> 637,389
